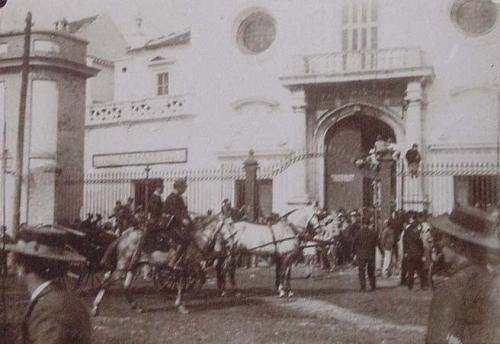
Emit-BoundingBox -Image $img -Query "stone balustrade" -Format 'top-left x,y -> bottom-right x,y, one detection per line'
86,94 -> 193,126
287,47 -> 429,79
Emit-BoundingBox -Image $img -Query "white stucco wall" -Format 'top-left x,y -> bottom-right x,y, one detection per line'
84,0 -> 500,214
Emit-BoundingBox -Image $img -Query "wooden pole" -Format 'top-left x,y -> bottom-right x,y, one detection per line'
12,12 -> 32,238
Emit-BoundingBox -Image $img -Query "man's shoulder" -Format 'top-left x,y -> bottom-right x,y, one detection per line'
35,287 -> 86,313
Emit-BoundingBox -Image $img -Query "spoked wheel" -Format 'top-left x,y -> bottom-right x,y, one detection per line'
152,266 -> 180,292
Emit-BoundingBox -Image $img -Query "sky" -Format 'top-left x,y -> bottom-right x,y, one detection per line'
0,0 -> 191,41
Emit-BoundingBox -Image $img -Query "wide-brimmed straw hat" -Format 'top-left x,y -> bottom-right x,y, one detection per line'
4,224 -> 86,263
428,206 -> 500,253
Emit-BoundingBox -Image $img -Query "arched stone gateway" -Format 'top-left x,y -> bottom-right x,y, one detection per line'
312,104 -> 404,211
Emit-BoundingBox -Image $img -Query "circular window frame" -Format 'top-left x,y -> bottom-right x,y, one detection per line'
450,0 -> 498,37
236,10 -> 277,55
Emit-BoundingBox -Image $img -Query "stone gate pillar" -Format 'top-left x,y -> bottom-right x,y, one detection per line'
243,150 -> 258,222
378,153 -> 395,224
287,87 -> 310,206
404,80 -> 425,210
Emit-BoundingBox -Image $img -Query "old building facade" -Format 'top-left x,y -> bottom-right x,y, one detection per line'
0,28 -> 97,231
83,0 -> 500,217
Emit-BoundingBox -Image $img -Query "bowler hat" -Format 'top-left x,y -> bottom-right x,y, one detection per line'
428,206 -> 500,253
5,224 -> 86,262
173,177 -> 187,189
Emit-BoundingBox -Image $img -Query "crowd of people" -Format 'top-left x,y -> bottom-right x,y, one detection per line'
306,208 -> 434,293
1,189 -> 499,343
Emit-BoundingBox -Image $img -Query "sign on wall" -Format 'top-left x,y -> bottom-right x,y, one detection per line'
93,148 -> 187,168
330,174 -> 355,182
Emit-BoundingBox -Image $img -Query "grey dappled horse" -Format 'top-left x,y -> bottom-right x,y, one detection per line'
91,216 -> 223,315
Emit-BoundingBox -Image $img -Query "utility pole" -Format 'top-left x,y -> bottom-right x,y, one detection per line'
144,165 -> 151,215
497,89 -> 500,207
12,12 -> 32,238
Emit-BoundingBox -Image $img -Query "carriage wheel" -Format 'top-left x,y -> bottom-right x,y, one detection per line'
152,266 -> 178,292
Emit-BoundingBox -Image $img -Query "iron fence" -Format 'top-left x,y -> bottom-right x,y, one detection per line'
56,149 -> 499,222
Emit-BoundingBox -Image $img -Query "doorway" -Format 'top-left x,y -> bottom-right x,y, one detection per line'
324,114 -> 395,211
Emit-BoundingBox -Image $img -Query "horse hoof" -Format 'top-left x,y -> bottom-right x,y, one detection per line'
220,291 -> 227,297
279,291 -> 286,298
177,305 -> 189,314
90,307 -> 99,317
287,291 -> 295,298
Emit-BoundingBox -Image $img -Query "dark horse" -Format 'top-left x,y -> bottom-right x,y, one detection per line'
91,215 -> 223,315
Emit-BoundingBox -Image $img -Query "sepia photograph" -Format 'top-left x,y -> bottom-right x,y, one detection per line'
0,0 -> 499,343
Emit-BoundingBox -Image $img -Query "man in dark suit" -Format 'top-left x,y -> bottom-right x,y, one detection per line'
426,206 -> 498,344
6,225 -> 91,344
353,217 -> 378,292
149,183 -> 164,221
164,177 -> 192,267
402,214 -> 427,290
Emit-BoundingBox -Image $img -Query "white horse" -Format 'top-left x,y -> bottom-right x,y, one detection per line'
218,205 -> 324,297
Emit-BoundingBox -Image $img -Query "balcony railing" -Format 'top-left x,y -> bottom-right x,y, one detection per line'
288,48 -> 429,79
86,94 -> 193,126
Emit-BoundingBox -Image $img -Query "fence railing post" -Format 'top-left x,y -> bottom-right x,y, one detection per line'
243,150 -> 259,222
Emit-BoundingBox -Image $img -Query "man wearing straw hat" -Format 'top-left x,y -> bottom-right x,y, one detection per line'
6,225 -> 91,344
426,206 -> 499,344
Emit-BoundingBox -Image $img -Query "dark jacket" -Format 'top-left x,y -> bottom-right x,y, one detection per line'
164,192 -> 189,225
149,193 -> 163,219
22,283 -> 91,344
402,225 -> 424,259
380,225 -> 395,251
353,226 -> 378,259
426,263 -> 497,344
405,148 -> 421,164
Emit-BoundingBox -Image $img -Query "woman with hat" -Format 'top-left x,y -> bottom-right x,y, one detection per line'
6,224 -> 91,344
426,206 -> 499,344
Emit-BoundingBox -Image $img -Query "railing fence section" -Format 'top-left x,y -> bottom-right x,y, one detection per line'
56,148 -> 499,222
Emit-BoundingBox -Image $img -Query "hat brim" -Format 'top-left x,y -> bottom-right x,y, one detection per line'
429,214 -> 500,253
3,243 -> 86,263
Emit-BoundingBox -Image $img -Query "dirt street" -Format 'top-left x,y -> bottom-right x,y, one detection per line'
2,265 -> 499,344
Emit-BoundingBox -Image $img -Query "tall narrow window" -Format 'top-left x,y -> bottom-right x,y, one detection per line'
157,72 -> 169,96
341,0 -> 378,70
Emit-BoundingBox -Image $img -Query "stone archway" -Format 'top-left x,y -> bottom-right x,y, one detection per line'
312,104 -> 404,210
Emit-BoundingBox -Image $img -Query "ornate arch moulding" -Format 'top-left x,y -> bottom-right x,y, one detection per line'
449,84 -> 499,97
230,97 -> 280,111
313,102 -> 406,144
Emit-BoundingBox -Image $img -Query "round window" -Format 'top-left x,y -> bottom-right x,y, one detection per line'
237,12 -> 276,54
451,0 -> 498,36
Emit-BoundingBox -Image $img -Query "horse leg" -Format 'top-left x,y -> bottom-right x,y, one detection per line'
228,256 -> 240,297
123,270 -> 143,313
175,272 -> 189,314
215,258 -> 226,296
275,255 -> 282,292
286,264 -> 294,298
91,270 -> 115,316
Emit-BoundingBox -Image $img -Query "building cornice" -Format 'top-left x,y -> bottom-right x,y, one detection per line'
0,30 -> 89,45
0,56 -> 99,78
